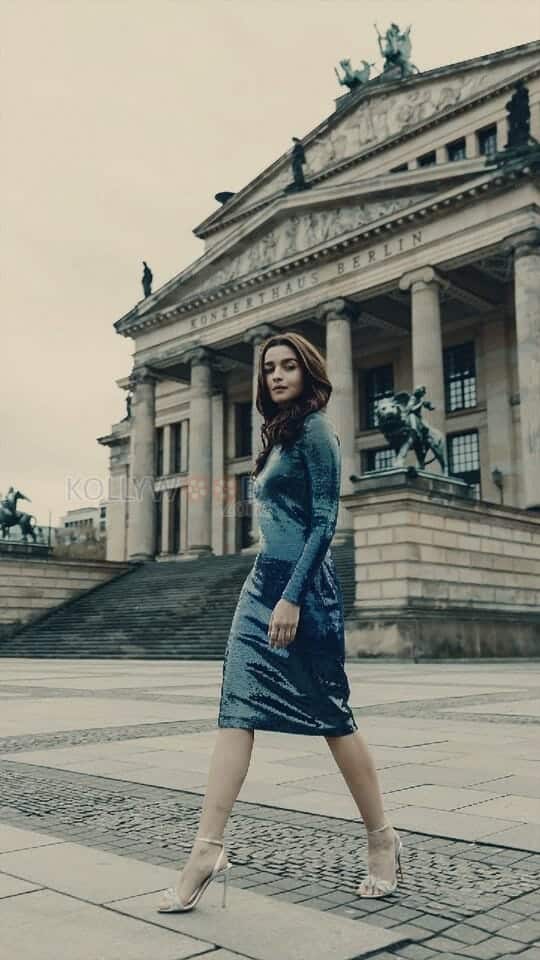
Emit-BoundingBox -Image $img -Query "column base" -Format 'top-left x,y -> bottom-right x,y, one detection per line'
183,545 -> 214,559
128,553 -> 155,563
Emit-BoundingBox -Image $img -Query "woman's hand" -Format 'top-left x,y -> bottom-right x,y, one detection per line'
268,598 -> 300,649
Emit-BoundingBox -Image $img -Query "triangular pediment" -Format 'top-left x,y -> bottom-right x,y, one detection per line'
135,162 -> 493,318
195,40 -> 540,239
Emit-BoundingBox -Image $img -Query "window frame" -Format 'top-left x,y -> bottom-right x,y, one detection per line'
362,364 -> 395,431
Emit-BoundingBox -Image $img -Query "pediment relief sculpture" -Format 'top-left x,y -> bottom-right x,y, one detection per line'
184,193 -> 433,299
210,57 -> 533,222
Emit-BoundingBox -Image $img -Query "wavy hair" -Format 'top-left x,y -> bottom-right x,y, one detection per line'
251,332 -> 332,479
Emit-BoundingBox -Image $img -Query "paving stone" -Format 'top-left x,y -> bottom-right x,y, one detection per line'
503,918 -> 540,943
448,936 -> 526,958
0,888 -> 214,960
0,873 -> 42,899
443,923 -> 490,945
413,915 -> 454,933
392,945 -> 437,960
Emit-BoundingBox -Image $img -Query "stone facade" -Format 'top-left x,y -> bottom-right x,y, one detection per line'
99,40 -> 540,655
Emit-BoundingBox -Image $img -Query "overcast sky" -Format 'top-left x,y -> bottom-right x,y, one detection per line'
2,0 -> 538,527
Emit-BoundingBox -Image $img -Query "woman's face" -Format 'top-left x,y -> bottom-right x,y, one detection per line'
263,344 -> 304,407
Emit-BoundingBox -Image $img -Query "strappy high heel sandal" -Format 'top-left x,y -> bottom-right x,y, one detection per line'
157,836 -> 232,913
356,822 -> 403,898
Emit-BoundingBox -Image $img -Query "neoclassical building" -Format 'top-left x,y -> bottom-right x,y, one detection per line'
99,40 -> 540,565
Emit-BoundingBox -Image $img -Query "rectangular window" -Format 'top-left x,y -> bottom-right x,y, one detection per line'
363,364 -> 394,430
444,341 -> 477,412
389,162 -> 408,173
477,124 -> 497,158
171,422 -> 182,474
155,427 -> 164,477
446,137 -> 466,162
448,430 -> 481,498
363,447 -> 396,472
235,402 -> 252,458
417,150 -> 436,167
170,488 -> 181,554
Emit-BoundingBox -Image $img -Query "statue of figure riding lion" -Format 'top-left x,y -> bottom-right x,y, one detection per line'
374,385 -> 448,473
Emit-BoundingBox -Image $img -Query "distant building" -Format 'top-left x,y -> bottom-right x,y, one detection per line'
58,502 -> 107,543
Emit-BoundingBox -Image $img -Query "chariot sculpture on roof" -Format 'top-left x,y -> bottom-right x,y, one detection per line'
375,22 -> 419,78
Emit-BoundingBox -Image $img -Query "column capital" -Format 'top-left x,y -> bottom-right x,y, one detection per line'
317,298 -> 357,323
502,227 -> 540,260
399,266 -> 448,293
128,365 -> 159,390
178,345 -> 215,368
243,324 -> 278,348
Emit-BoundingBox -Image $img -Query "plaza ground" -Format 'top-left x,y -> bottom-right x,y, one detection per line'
0,659 -> 539,960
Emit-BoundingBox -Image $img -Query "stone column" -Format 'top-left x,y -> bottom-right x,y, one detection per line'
211,391 -> 225,555
126,366 -> 158,562
183,346 -> 214,554
399,266 -> 447,468
318,298 -> 356,536
504,228 -> 540,510
243,323 -> 277,549
158,424 -> 172,556
482,316 -> 516,506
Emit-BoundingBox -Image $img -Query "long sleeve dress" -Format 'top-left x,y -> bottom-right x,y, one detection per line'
217,408 -> 358,737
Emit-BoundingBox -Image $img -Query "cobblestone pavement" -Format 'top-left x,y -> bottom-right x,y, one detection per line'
1,660 -> 540,959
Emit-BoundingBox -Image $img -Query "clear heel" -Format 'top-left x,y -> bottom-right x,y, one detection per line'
157,836 -> 232,914
356,822 -> 404,899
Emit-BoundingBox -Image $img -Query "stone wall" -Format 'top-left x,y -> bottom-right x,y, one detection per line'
343,471 -> 540,658
0,557 -> 132,640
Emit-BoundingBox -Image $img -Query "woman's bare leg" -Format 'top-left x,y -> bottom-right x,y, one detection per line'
162,727 -> 254,906
325,730 -> 397,889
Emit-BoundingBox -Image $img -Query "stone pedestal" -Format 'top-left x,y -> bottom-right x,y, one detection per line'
341,468 -> 540,658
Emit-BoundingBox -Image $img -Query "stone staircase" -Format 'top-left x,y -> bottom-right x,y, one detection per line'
0,541 -> 355,659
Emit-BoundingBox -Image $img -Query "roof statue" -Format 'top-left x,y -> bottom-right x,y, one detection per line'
142,261 -> 153,298
489,79 -> 540,170
334,58 -> 374,92
284,137 -> 312,194
375,22 -> 419,79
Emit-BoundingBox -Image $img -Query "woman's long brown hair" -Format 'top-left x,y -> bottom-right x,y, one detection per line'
251,331 -> 332,479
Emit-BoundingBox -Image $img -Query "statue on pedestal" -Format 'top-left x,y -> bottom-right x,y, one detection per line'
375,385 -> 448,473
506,79 -> 532,149
284,138 -> 312,193
489,80 -> 540,169
375,22 -> 419,79
121,391 -> 133,422
0,486 -> 39,542
142,261 -> 153,298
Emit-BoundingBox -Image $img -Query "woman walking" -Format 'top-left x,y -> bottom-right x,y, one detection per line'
158,332 -> 402,913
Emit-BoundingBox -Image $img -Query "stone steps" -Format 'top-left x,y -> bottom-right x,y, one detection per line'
0,542 -> 355,658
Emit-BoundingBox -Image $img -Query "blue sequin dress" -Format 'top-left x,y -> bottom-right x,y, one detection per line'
218,408 -> 358,737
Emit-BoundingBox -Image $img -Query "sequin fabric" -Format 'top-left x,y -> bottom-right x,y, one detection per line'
218,410 -> 358,737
